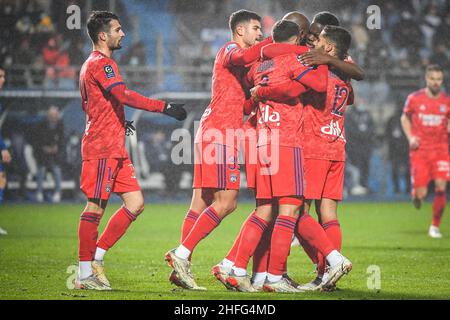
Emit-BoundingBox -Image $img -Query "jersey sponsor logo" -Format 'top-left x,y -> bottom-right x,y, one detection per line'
257,60 -> 274,73
418,113 -> 444,126
104,65 -> 116,79
321,119 -> 345,139
419,104 -> 426,111
258,105 -> 280,127
225,43 -> 238,53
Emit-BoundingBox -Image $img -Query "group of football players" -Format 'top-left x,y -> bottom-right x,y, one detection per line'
165,9 -> 364,293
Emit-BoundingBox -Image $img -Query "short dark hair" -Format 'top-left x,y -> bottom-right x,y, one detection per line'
313,11 -> 340,26
322,25 -> 351,60
272,20 -> 300,43
426,64 -> 443,74
229,10 -> 261,33
87,11 -> 120,44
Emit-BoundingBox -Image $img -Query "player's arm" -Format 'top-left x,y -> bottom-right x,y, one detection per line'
252,81 -> 306,102
225,37 -> 273,67
400,97 -> 419,150
253,62 -> 327,102
299,51 -> 365,81
110,85 -> 187,121
261,43 -> 308,58
292,64 -> 328,93
243,97 -> 258,115
93,61 -> 186,120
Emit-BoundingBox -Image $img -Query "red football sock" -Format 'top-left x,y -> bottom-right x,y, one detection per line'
182,206 -> 222,252
297,234 -> 319,264
181,209 -> 200,242
225,211 -> 255,262
268,215 -> 298,276
317,252 -> 326,276
432,191 -> 446,227
234,213 -> 269,269
78,212 -> 102,261
252,223 -> 273,274
322,220 -> 342,251
296,214 -> 335,257
97,206 -> 136,251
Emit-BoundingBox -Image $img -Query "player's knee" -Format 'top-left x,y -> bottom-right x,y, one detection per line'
435,187 -> 446,194
417,189 -> 427,200
215,199 -> 237,215
132,202 -> 145,216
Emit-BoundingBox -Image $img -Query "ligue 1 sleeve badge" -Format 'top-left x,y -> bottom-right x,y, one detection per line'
104,65 -> 116,79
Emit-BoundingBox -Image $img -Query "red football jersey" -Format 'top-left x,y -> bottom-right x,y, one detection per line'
247,51 -> 326,148
79,51 -> 128,160
195,42 -> 254,147
403,89 -> 450,154
301,71 -> 353,161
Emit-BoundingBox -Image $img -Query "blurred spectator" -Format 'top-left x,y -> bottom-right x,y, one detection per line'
65,131 -> 82,200
42,34 -> 76,89
121,41 -> 147,66
346,101 -> 375,193
392,9 -> 424,69
0,66 -> 12,206
31,106 -> 64,203
433,11 -> 450,48
144,129 -> 182,194
69,39 -> 87,67
192,42 -> 214,91
385,107 -> 411,194
420,3 -> 441,52
429,44 -> 450,70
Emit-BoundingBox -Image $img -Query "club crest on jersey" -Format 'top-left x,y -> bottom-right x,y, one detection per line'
104,65 -> 115,79
230,174 -> 237,183
105,183 -> 111,193
225,43 -> 238,53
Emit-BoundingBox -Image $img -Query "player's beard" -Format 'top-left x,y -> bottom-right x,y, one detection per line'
429,86 -> 441,96
108,38 -> 122,51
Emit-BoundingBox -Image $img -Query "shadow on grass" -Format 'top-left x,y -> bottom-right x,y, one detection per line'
57,287 -> 449,300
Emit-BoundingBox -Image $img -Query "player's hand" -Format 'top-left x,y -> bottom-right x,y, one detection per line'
125,120 -> 136,136
299,50 -> 331,66
1,150 -> 11,163
163,102 -> 187,121
250,85 -> 262,102
409,136 -> 420,150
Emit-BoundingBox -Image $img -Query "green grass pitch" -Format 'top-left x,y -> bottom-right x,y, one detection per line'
0,202 -> 449,300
